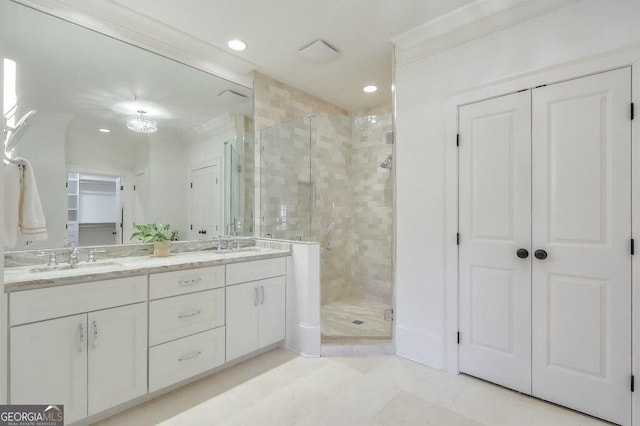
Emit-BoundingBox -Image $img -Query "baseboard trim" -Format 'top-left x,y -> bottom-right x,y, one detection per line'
395,326 -> 444,369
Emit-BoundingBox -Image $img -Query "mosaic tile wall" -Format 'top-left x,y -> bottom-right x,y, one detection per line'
253,73 -> 393,308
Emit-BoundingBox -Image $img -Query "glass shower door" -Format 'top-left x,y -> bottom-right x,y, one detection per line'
223,133 -> 254,236
260,116 -> 312,240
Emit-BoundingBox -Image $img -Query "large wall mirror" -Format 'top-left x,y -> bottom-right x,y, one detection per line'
3,1 -> 255,250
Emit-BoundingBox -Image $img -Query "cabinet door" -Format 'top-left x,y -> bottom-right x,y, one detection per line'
11,314 -> 88,424
88,303 -> 147,415
226,282 -> 259,361
258,276 -> 286,348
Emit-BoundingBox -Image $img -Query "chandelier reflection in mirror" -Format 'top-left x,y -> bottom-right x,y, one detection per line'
127,110 -> 158,133
354,114 -> 391,132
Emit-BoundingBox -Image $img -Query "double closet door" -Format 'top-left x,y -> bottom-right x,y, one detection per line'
458,67 -> 632,425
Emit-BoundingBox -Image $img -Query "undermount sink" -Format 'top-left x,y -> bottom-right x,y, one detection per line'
29,261 -> 122,273
235,246 -> 269,253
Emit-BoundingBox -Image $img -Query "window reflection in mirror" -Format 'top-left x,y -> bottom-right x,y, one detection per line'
3,1 -> 254,251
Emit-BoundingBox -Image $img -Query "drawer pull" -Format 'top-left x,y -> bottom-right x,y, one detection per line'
79,323 -> 85,352
93,320 -> 98,349
178,309 -> 202,319
178,278 -> 203,286
178,351 -> 202,362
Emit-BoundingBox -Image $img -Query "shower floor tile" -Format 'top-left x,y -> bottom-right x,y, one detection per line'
321,297 -> 392,338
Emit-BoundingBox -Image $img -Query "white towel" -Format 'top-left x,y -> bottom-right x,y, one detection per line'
4,162 -> 20,248
17,158 -> 48,242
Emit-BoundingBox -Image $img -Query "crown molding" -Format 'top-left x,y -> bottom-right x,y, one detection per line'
392,0 -> 578,66
12,0 -> 257,88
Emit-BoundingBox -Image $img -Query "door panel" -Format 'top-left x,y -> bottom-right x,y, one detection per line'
469,266 -> 514,354
547,274 -> 608,377
258,276 -> 286,348
10,314 -> 88,424
458,90 -> 532,394
189,164 -> 221,240
88,303 -> 147,415
531,67 -> 631,425
226,282 -> 259,361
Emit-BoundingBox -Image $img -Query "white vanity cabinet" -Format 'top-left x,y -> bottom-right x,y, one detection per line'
5,252 -> 292,423
9,276 -> 147,425
225,258 -> 286,361
148,265 -> 226,392
10,314 -> 88,424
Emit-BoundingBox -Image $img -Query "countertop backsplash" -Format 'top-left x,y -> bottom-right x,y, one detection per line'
3,237 -> 292,268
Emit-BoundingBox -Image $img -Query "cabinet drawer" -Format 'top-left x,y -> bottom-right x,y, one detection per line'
226,257 -> 286,285
149,327 -> 225,392
150,266 -> 224,299
149,288 -> 224,346
10,276 -> 147,326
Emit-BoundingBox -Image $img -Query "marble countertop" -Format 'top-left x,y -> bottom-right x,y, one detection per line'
4,246 -> 291,292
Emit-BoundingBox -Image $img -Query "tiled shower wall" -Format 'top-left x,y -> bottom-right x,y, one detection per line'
348,105 -> 393,305
253,73 -> 393,307
310,115 -> 353,304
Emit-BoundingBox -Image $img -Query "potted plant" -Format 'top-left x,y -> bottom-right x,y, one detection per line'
130,223 -> 175,257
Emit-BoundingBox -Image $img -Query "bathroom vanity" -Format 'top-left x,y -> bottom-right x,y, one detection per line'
4,242 -> 291,425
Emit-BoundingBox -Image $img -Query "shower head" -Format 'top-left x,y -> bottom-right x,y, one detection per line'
380,154 -> 392,170
4,110 -> 37,153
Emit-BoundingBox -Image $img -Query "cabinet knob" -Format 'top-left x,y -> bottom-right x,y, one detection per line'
534,249 -> 548,260
516,248 -> 529,259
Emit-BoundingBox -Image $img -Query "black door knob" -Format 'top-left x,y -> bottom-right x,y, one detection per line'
534,249 -> 548,260
516,249 -> 529,259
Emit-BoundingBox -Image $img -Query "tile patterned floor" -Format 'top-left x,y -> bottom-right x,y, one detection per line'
321,298 -> 392,338
95,349 -> 612,426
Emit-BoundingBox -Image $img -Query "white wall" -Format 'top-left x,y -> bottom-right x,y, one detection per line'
184,113 -> 241,165
66,128 -> 136,171
394,0 -> 640,368
147,136 -> 188,240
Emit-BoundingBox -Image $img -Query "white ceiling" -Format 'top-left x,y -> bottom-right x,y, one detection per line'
108,0 -> 476,111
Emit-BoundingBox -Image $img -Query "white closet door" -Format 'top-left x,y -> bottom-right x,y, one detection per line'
531,67 -> 631,425
189,164 -> 221,240
458,90 -> 532,393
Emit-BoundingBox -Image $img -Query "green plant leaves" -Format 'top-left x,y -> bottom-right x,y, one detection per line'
130,223 -> 174,243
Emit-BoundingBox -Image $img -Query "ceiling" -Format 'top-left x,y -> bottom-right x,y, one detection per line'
107,0 -> 476,111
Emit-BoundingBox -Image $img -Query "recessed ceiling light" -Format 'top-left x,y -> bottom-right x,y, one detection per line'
363,85 -> 378,93
228,39 -> 247,51
98,128 -> 111,133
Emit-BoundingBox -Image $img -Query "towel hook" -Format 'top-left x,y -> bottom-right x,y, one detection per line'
3,110 -> 36,166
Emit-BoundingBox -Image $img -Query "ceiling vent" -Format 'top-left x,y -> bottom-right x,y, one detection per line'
297,40 -> 339,64
217,90 -> 249,103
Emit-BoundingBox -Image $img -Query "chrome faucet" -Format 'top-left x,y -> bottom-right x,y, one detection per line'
37,251 -> 58,267
87,248 -> 106,263
68,244 -> 81,268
